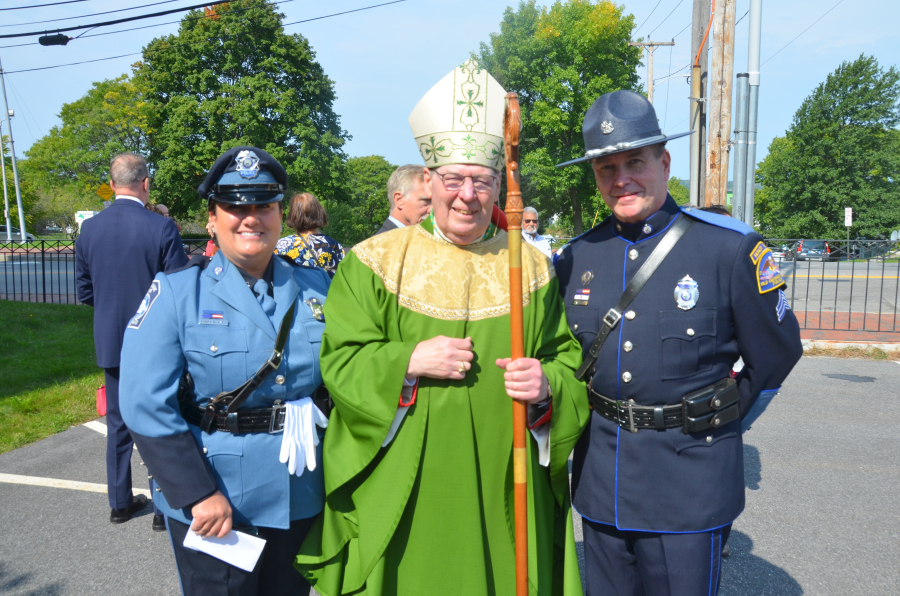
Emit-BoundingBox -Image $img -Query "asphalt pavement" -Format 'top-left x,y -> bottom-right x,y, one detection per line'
1,356 -> 899,595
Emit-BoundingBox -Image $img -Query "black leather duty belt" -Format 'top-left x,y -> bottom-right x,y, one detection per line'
588,377 -> 740,434
181,400 -> 286,434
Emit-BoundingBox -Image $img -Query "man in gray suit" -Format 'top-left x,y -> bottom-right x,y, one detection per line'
376,164 -> 431,235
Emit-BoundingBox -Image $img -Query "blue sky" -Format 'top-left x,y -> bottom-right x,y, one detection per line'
1,0 -> 897,184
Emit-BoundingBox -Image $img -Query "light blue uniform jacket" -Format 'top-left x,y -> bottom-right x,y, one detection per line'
120,251 -> 329,529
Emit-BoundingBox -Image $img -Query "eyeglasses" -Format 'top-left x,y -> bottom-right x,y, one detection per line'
432,170 -> 498,194
523,219 -> 538,223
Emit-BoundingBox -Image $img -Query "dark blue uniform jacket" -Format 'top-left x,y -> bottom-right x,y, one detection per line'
75,198 -> 187,368
555,196 -> 802,533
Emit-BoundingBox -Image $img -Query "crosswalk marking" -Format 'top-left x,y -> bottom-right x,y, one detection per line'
0,472 -> 151,496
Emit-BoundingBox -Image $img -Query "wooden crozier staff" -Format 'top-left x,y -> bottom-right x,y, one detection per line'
504,92 -> 529,596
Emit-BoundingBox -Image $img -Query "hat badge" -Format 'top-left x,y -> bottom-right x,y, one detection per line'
235,150 -> 260,179
600,121 -> 614,135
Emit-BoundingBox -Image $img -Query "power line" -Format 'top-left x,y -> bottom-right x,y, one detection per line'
762,0 -> 846,66
0,0 -> 298,49
647,0 -> 684,38
0,0 -> 90,10
635,0 -> 663,35
735,9 -> 749,28
662,43 -> 673,129
0,0 -> 231,39
672,21 -> 691,39
3,0 -> 410,74
1,0 -> 188,28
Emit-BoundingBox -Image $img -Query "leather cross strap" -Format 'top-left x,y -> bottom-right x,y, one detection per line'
575,215 -> 694,380
199,302 -> 297,433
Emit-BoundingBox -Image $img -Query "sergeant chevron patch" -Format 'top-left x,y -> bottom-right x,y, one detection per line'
776,289 -> 791,323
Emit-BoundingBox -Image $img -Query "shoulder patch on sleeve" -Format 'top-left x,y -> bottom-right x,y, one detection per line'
681,206 -> 754,235
128,280 -> 161,329
750,241 -> 767,264
756,250 -> 785,294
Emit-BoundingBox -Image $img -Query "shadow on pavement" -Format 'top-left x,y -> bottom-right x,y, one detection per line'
720,531 -> 803,595
0,561 -> 63,595
744,443 -> 761,490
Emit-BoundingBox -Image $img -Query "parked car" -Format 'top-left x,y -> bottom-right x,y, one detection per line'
0,225 -> 35,242
784,239 -> 837,262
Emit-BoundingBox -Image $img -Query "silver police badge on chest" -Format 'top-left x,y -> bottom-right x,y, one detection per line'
305,298 -> 325,321
674,275 -> 699,310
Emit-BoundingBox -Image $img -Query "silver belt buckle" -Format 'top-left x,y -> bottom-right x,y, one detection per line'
617,399 -> 638,433
268,404 -> 286,434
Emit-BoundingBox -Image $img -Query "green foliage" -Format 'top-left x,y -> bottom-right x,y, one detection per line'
321,156 -> 395,247
668,177 -> 689,205
2,136 -> 41,233
477,0 -> 642,234
756,55 -> 900,239
136,0 -> 349,218
0,302 -> 101,453
20,75 -> 150,237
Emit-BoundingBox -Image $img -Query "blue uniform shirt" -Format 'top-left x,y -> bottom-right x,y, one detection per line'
120,251 -> 330,529
555,196 -> 802,533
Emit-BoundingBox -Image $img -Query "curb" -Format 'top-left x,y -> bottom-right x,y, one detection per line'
802,339 -> 900,351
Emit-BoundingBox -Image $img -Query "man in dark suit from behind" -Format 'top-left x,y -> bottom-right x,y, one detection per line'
375,164 -> 431,235
76,153 -> 187,529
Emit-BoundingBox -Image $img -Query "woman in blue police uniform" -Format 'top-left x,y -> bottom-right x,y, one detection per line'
554,91 -> 803,596
120,147 -> 329,596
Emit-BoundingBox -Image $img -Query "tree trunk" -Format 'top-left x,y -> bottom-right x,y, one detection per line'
570,187 -> 582,236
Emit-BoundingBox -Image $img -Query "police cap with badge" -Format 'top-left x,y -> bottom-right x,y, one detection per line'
197,145 -> 287,204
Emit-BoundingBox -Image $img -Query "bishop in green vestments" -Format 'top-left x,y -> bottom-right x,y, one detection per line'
296,59 -> 589,596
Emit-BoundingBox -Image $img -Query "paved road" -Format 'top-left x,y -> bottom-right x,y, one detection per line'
779,260 -> 899,318
1,356 -> 898,595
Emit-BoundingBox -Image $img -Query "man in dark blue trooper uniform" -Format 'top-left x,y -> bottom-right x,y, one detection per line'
554,90 -> 803,595
119,147 -> 330,595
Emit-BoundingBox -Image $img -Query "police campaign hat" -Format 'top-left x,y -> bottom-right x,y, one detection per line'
198,146 -> 287,205
556,90 -> 692,168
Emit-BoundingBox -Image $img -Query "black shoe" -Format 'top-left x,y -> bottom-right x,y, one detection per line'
152,514 -> 166,532
110,493 -> 148,524
722,543 -> 731,558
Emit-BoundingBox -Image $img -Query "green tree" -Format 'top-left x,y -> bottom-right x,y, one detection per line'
20,75 -> 150,236
477,0 -> 642,234
755,54 -> 900,238
668,177 -> 689,205
136,0 -> 348,217
322,156 -> 395,247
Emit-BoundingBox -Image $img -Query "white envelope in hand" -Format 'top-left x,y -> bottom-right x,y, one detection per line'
183,529 -> 267,572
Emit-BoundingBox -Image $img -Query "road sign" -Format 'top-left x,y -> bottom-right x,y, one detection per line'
96,183 -> 114,200
844,207 -> 852,227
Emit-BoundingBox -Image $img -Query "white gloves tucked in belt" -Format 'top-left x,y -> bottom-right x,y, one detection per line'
279,397 -> 329,477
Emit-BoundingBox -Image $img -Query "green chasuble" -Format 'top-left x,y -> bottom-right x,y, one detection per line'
296,223 -> 589,595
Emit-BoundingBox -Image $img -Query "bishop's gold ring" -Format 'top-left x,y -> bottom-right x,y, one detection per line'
458,364 -> 466,374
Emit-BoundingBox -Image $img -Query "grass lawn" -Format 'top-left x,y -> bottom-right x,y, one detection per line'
0,301 -> 101,454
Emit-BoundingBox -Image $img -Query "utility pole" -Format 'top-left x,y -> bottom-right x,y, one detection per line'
0,54 -> 27,242
731,73 -> 750,221
629,41 -> 675,104
743,0 -> 763,227
689,0 -> 711,206
0,121 -> 11,242
705,0 -> 736,207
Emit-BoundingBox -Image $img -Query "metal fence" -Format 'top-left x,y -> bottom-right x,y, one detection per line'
0,239 -> 211,304
3,237 -> 899,335
768,240 -> 900,335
